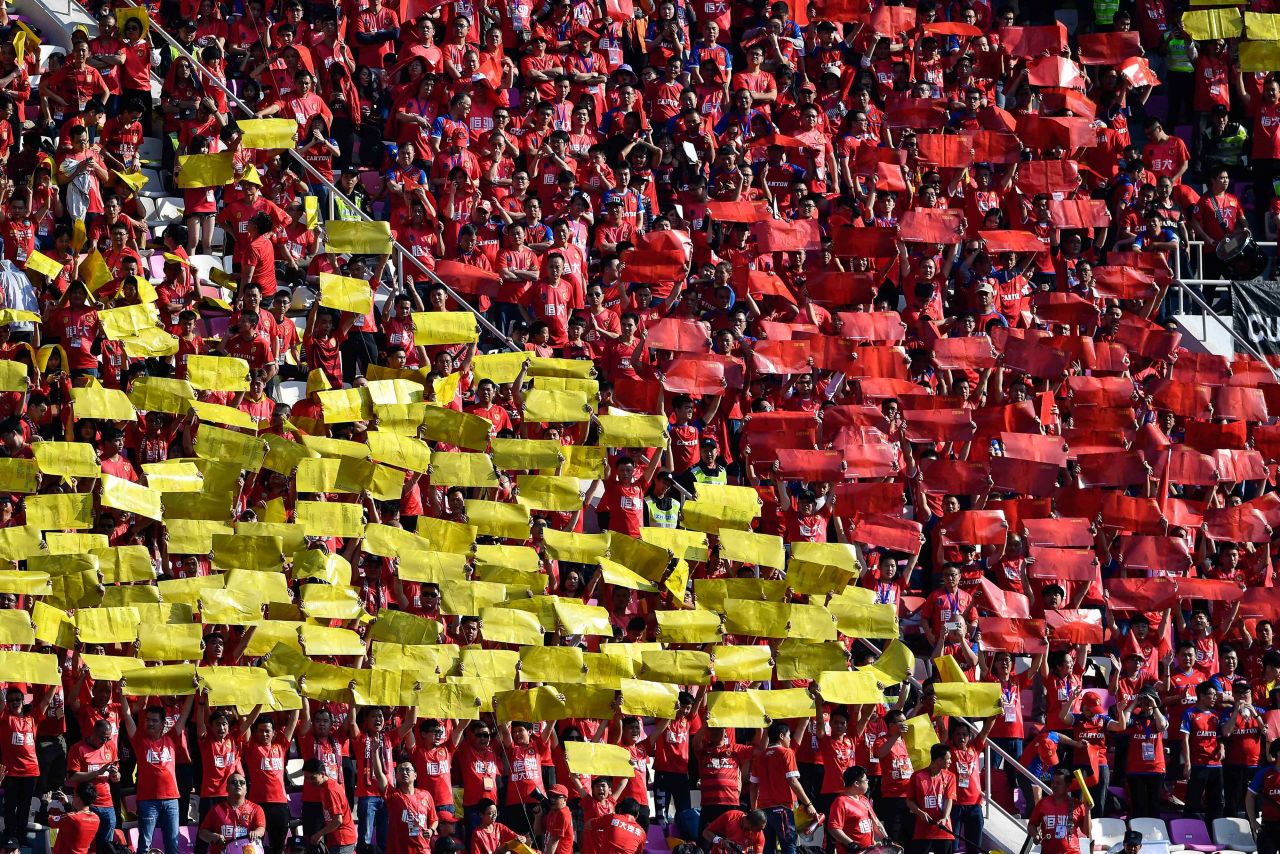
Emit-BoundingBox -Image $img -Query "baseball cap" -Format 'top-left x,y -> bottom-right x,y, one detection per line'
547,784 -> 570,797
449,128 -> 468,143
437,810 -> 459,824
975,283 -> 995,295
1123,831 -> 1143,846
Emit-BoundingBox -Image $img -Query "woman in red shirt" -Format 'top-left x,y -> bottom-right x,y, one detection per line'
0,685 -> 54,846
1123,692 -> 1167,818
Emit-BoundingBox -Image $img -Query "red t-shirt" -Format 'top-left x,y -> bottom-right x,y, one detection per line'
587,815 -> 646,854
385,786 -> 436,854
66,740 -> 117,807
134,731 -> 181,800
0,709 -> 42,777
199,800 -> 266,854
454,742 -> 500,805
409,743 -> 453,808
243,735 -> 289,804
1180,708 -> 1224,768
504,740 -> 544,805
910,768 -> 957,840
706,811 -> 765,854
750,744 -> 799,808
49,810 -> 99,854
1028,794 -> 1088,854
319,778 -> 357,847
470,821 -> 519,854
819,734 -> 858,795
950,743 -> 984,806
874,735 -> 914,798
543,805 -> 574,854
699,740 -> 753,806
828,794 -> 876,852
199,733 -> 245,797
298,732 -> 344,803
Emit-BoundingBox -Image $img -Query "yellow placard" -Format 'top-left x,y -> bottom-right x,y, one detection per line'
1182,7 -> 1244,39
564,741 -> 635,778
718,529 -> 785,569
319,272 -> 374,316
33,442 -> 101,478
412,311 -> 479,346
176,153 -> 236,189
816,670 -> 884,705
933,682 -> 1002,718
420,406 -> 491,452
0,652 -> 60,685
0,361 -> 27,393
366,432 -> 431,472
0,459 -> 37,494
26,493 -> 95,530
101,474 -> 163,521
137,622 -> 205,661
620,678 -> 680,719
542,529 -> 610,563
325,221 -> 392,254
1239,40 -> 1280,71
24,251 -> 64,279
238,118 -> 299,150
430,452 -> 497,487
187,355 -> 251,392
655,609 -> 723,644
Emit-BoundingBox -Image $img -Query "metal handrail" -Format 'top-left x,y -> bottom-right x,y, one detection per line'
116,2 -> 520,353
1168,279 -> 1280,382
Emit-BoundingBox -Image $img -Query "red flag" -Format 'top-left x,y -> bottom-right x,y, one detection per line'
705,201 -> 772,223
435,259 -> 502,297
932,337 -> 998,371
832,226 -> 897,258
978,230 -> 1047,254
899,209 -> 965,244
804,271 -> 879,304
850,513 -> 922,552
1048,199 -> 1112,230
999,22 -> 1068,57
967,130 -> 1022,165
832,482 -> 904,515
1023,517 -> 1093,548
1026,548 -> 1098,581
836,311 -> 907,341
1078,31 -> 1142,65
749,340 -> 810,374
775,449 -> 846,481
915,134 -> 975,168
940,510 -> 1009,546
749,218 -> 822,254
646,318 -> 711,353
919,459 -> 990,495
1015,160 -> 1081,195
1105,577 -> 1179,611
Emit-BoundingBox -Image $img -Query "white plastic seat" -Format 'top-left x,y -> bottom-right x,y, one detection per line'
148,196 -> 185,225
1091,818 -> 1126,852
138,168 -> 167,198
138,137 -> 164,162
1129,818 -> 1184,852
1213,817 -> 1258,854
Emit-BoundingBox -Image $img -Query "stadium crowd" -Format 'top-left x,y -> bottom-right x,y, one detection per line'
0,2 -> 1277,854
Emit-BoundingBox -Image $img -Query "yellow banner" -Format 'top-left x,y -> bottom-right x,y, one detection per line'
1239,40 -> 1280,71
98,302 -> 159,341
412,311 -> 479,346
137,622 -> 205,661
0,459 -> 37,494
641,650 -> 712,685
187,355 -> 251,391
564,741 -> 635,777
33,442 -> 101,478
420,406 -> 491,452
430,452 -> 498,487
522,389 -> 593,423
238,118 -> 299,150
655,610 -> 723,644
366,432 -> 432,472
101,474 -> 163,521
718,529 -> 785,569
711,645 -> 773,682
620,678 -> 680,719
0,652 -> 60,685
176,153 -> 236,189
26,493 -> 94,530
933,683 -> 1002,718
325,221 -> 392,254
319,272 -> 374,316
1182,7 -> 1243,38
542,529 -> 610,563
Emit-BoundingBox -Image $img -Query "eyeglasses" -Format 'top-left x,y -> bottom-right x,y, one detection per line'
228,780 -> 247,788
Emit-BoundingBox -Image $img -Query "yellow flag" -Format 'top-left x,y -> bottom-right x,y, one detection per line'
416,517 -> 477,555
597,557 -> 658,593
933,654 -> 969,684
415,682 -> 483,720
641,650 -> 712,685
325,221 -> 392,254
817,671 -> 884,705
1182,7 -> 1243,38
367,610 -> 442,646
905,714 -> 940,769
522,389 -> 593,423
493,686 -> 567,723
366,432 -> 432,472
706,691 -> 767,728
101,474 -> 163,521
725,600 -> 790,637
607,531 -> 671,582
302,435 -> 371,459
582,652 -> 637,689
72,385 -> 140,421
420,406 -> 491,452
24,250 -> 64,279
298,501 -> 364,539
760,688 -> 817,721
304,196 -> 319,229
81,653 -> 145,681
143,461 -> 204,493
474,543 -> 540,573
165,519 -> 233,554
440,580 -> 507,616
718,529 -> 785,569
123,328 -> 180,359
866,639 -> 915,686
98,302 -> 160,341
0,569 -> 51,596
832,602 -> 899,639
792,541 -> 860,570
542,529 -> 609,563
26,493 -> 94,530
130,376 -> 196,415
194,424 -> 268,471
226,568 -> 292,604
558,445 -> 605,478
695,483 -> 762,513
518,646 -> 584,683
564,741 -> 635,778
191,401 -> 259,431
0,610 -> 34,646
534,376 -> 599,396
199,589 -> 264,625
711,645 -> 773,682
199,666 -> 273,707
114,169 -> 147,192
0,459 -> 37,494
187,355 -> 251,392
515,475 -> 582,512
246,621 -> 304,657
362,523 -> 431,559
33,441 -> 101,478
463,501 -> 527,540
473,352 -> 531,384
0,361 -> 27,393
237,118 -> 299,150
319,272 -> 374,316
597,415 -> 667,448
0,652 -> 60,685
1240,40 -> 1280,71
100,585 -> 161,608
137,622 -> 204,661
640,527 -> 708,561
412,311 -> 479,346
552,600 -> 612,636
299,625 -> 366,657
775,640 -> 849,681
74,606 -> 141,644
933,683 -> 1002,718
460,648 -> 520,680
177,153 -> 236,189
431,452 -> 498,487
620,678 -> 679,719
787,562 -> 856,596
529,357 -> 596,379
492,439 -> 563,471
681,500 -> 756,534
655,610 -> 723,644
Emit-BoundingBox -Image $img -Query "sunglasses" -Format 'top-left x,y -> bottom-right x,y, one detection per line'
228,779 -> 247,788
474,732 -> 492,739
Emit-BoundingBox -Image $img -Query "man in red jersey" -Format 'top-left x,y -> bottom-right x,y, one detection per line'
1028,769 -> 1091,854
